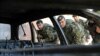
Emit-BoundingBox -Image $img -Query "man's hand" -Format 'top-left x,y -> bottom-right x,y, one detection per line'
82,35 -> 93,45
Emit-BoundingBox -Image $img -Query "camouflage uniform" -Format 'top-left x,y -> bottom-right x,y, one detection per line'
62,19 -> 91,45
71,22 -> 86,44
62,19 -> 74,44
76,19 -> 88,29
71,19 -> 91,45
37,24 -> 57,43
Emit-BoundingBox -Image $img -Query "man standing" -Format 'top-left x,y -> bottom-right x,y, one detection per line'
36,20 -> 58,43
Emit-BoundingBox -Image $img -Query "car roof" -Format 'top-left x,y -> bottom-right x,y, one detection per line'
0,0 -> 100,24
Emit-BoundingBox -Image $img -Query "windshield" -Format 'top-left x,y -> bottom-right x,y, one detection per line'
18,22 -> 31,40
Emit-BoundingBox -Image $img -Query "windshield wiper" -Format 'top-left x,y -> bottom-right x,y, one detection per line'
21,25 -> 26,36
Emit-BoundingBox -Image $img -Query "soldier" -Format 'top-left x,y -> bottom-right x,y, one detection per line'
57,16 -> 74,44
71,22 -> 92,45
93,25 -> 100,43
57,15 -> 92,45
72,15 -> 88,29
36,20 -> 58,44
72,15 -> 93,45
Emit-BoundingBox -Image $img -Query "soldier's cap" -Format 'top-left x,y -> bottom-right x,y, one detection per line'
36,20 -> 43,24
57,15 -> 65,21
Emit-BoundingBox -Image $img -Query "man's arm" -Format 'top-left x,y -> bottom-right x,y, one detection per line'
37,30 -> 44,42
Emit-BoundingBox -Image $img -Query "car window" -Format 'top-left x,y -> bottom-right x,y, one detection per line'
0,23 -> 11,40
18,22 -> 31,40
31,17 -> 60,45
54,14 -> 87,22
54,14 -> 94,45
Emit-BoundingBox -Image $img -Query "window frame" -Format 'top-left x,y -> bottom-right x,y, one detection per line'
18,22 -> 33,41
